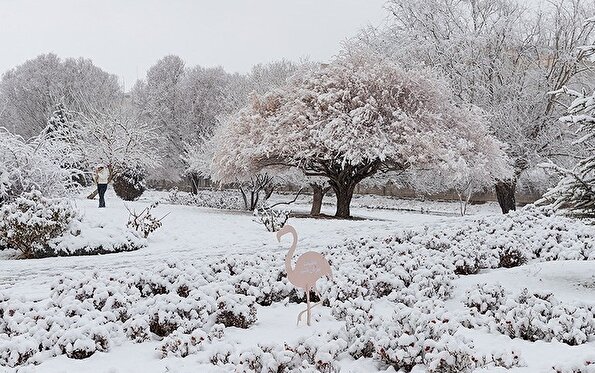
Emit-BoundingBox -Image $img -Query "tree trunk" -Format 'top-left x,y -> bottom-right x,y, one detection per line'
333,183 -> 356,218
310,184 -> 329,216
251,190 -> 259,211
323,160 -> 381,219
495,180 -> 516,214
239,187 -> 249,210
189,173 -> 200,195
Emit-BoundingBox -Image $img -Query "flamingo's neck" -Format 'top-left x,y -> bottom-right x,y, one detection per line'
285,229 -> 298,276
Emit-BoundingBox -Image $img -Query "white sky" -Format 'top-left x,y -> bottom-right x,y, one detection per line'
0,0 -> 388,90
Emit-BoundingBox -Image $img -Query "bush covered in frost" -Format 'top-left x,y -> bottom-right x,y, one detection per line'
331,298 -> 522,373
319,237 -> 455,304
215,295 -> 257,329
0,191 -> 145,259
167,188 -> 243,210
253,205 -> 290,232
464,286 -> 595,346
382,205 -> 594,275
464,283 -> 507,316
0,191 -> 80,258
113,167 -> 146,201
157,324 -> 224,358
552,357 -> 595,373
208,331 -> 348,373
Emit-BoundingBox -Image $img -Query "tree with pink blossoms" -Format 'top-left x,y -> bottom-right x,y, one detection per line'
212,52 -> 511,218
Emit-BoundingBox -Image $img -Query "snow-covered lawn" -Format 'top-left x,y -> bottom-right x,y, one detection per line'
1,192 -> 594,372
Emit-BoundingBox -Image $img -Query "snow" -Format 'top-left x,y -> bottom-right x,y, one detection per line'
1,191 -> 594,372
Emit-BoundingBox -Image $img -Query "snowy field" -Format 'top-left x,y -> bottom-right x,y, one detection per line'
1,190 -> 594,373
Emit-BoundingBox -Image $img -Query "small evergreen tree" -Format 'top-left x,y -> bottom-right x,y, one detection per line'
42,103 -> 87,185
540,87 -> 595,218
44,103 -> 73,137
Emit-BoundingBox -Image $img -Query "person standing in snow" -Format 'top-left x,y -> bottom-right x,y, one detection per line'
93,164 -> 112,208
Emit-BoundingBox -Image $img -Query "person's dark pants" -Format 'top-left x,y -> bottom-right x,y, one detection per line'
97,184 -> 108,208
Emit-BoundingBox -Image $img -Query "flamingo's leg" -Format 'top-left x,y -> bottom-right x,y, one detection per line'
297,287 -> 312,326
297,288 -> 326,326
307,289 -> 323,311
306,289 -> 311,326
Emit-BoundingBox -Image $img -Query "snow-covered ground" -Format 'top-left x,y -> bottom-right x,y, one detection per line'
1,190 -> 594,372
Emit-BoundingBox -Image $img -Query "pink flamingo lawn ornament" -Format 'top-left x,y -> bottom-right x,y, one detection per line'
276,224 -> 332,326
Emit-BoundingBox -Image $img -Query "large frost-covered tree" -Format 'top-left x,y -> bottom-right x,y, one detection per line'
0,53 -> 122,138
356,0 -> 595,213
212,53 -> 510,218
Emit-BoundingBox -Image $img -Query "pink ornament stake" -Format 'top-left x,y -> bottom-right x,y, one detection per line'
276,225 -> 332,326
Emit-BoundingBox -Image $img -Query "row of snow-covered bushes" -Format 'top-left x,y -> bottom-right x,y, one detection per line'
0,191 -> 145,259
0,256 -> 528,371
1,206 -> 593,369
381,205 -> 594,276
464,284 -> 594,345
166,188 -> 243,210
0,236 -> 457,368
0,254 -> 489,370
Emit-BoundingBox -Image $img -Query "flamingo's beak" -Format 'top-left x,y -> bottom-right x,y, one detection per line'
276,230 -> 283,242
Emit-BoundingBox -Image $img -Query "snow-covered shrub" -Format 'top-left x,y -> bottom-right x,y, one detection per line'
424,334 -> 481,373
166,187 -> 187,204
332,299 -> 376,360
158,324 -> 224,358
144,293 -> 215,337
123,315 -> 151,343
215,294 -> 257,329
0,290 -> 123,365
113,167 -> 146,201
208,331 -> 347,373
466,287 -> 595,345
45,219 -> 146,257
56,321 -> 120,359
0,190 -> 80,259
498,246 -> 528,268
284,331 -> 348,373
481,349 -> 525,370
253,205 -> 290,232
0,127 -> 83,204
232,267 -> 292,306
319,237 -> 455,306
166,188 -> 243,210
157,329 -> 208,358
0,335 -> 39,368
371,303 -> 465,372
126,202 -> 168,238
464,283 -> 507,316
552,357 -> 595,373
333,298 -> 524,373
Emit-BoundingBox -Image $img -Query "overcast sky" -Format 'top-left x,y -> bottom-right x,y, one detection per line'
0,0 -> 387,90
